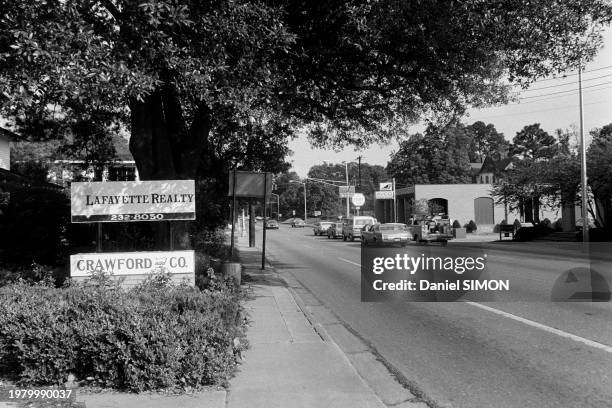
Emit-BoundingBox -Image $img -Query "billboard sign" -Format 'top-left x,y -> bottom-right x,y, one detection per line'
228,171 -> 272,198
71,180 -> 195,223
379,182 -> 393,191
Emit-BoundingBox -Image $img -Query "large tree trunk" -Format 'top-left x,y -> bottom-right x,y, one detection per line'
128,84 -> 212,250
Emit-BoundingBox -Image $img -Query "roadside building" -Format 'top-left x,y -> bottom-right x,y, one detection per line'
377,157 -> 558,231
47,134 -> 139,186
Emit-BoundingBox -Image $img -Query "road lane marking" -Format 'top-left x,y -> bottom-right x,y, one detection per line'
338,258 -> 362,267
335,257 -> 611,353
466,301 -> 612,354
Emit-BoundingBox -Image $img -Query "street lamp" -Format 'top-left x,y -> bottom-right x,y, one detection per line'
289,180 -> 307,223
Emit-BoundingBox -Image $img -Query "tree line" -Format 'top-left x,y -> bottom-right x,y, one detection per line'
2,1 -> 611,240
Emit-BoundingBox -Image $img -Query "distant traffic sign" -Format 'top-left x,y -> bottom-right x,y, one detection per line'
351,193 -> 365,207
339,185 -> 355,198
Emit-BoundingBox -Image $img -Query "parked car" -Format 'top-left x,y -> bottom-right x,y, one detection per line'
341,216 -> 377,241
361,223 -> 410,247
291,218 -> 306,228
313,221 -> 334,236
327,223 -> 342,239
265,219 -> 279,229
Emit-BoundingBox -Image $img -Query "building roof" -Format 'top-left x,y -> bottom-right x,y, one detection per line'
469,162 -> 483,176
0,167 -> 64,192
0,127 -> 18,141
471,156 -> 514,175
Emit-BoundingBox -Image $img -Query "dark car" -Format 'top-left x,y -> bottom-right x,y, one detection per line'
265,219 -> 279,229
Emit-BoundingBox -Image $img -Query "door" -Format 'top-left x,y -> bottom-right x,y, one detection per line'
474,197 -> 494,225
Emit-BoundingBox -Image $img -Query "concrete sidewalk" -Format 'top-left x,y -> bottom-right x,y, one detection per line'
226,235 -> 386,408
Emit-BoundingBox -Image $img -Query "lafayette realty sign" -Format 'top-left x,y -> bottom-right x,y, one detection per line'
71,180 -> 195,223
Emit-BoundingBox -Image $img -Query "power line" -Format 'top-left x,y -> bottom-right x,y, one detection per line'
514,84 -> 612,105
472,99 -> 611,120
519,80 -> 612,100
521,73 -> 612,92
512,65 -> 612,85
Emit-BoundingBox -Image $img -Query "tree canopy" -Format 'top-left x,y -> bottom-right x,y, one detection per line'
387,122 -> 475,185
1,0 -> 611,182
511,123 -> 557,159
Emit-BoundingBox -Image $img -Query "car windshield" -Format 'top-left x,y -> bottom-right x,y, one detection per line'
354,219 -> 372,226
380,224 -> 407,231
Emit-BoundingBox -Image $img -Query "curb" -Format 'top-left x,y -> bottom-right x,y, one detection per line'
245,247 -> 435,408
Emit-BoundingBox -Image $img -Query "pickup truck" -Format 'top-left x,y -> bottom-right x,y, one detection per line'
407,218 -> 453,246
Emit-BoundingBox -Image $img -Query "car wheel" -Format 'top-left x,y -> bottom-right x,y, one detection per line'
350,234 -> 354,242
361,237 -> 367,246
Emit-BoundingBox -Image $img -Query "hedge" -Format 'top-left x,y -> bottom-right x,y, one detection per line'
0,274 -> 247,392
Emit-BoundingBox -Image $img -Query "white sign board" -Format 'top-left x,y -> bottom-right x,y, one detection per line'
339,185 -> 355,198
375,190 -> 395,199
70,250 -> 195,277
351,193 -> 365,206
71,180 -> 195,223
379,182 -> 393,191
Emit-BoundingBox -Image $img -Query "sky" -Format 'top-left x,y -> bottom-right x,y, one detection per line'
288,28 -> 612,178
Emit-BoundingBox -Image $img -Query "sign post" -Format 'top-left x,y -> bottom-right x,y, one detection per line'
352,193 -> 365,216
227,171 -> 272,270
70,180 -> 197,285
262,173 -> 268,270
230,169 -> 237,257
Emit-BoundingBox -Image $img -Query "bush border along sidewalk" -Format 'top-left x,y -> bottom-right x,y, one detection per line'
0,271 -> 247,393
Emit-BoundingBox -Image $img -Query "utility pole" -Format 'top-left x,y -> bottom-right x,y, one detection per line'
344,161 -> 350,218
578,55 -> 589,244
357,155 -> 362,190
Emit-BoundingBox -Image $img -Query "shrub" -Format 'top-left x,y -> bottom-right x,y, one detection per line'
452,220 -> 461,229
191,228 -> 230,260
493,219 -> 508,233
464,220 -> 477,233
513,219 -> 522,229
553,218 -> 563,232
514,224 -> 554,241
0,277 -> 246,391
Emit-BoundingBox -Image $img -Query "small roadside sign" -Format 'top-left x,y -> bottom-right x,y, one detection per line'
375,190 -> 394,199
351,193 -> 365,207
379,182 -> 393,191
339,185 -> 355,198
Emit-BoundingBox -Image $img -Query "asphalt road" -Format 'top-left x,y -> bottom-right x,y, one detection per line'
257,224 -> 612,408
